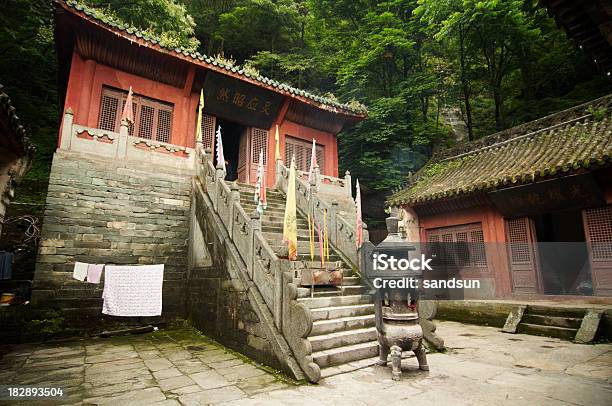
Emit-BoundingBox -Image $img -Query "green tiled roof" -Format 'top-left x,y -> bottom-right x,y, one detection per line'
59,0 -> 367,116
388,96 -> 612,206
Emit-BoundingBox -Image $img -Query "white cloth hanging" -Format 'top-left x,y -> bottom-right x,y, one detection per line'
102,264 -> 164,316
72,262 -> 88,281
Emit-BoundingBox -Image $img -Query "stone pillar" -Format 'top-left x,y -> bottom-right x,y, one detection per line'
329,200 -> 339,245
59,108 -> 74,151
314,164 -> 321,193
117,119 -> 129,159
228,182 -> 240,236
344,170 -> 352,198
248,210 -> 261,280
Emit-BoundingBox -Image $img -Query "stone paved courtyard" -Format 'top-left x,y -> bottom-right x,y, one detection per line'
0,321 -> 610,405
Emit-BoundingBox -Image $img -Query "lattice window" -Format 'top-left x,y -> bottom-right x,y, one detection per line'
98,86 -> 174,142
425,223 -> 488,270
506,218 -> 531,263
200,114 -> 216,150
138,105 -> 154,139
470,230 -> 487,266
285,136 -> 325,173
584,206 -> 612,260
251,128 -> 268,165
99,92 -> 119,131
315,146 -> 325,172
156,109 -> 172,143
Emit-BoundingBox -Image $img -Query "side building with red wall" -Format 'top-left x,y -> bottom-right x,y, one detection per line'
388,95 -> 612,302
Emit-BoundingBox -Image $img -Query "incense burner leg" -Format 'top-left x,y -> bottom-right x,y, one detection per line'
390,345 -> 402,381
414,343 -> 429,371
377,343 -> 389,366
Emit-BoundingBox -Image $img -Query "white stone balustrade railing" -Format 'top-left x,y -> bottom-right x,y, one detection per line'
194,148 -> 326,381
59,108 -> 196,171
295,167 -> 352,198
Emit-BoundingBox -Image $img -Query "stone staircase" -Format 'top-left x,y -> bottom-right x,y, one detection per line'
237,183 -> 379,377
517,306 -> 585,340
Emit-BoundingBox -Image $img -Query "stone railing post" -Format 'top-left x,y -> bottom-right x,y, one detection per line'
314,164 -> 321,193
117,119 -> 129,159
59,108 -> 74,151
228,182 -> 240,236
212,164 -> 225,212
329,200 -> 339,245
249,210 -> 261,279
344,170 -> 352,198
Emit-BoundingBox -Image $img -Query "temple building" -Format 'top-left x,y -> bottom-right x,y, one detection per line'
31,0 -> 371,382
54,0 -> 365,186
388,96 -> 612,300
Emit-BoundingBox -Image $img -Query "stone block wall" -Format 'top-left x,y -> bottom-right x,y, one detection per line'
31,150 -> 192,326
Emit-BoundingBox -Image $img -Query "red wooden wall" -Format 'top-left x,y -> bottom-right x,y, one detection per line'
60,50 -> 340,186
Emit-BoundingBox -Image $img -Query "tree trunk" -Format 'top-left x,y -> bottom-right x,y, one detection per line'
459,26 -> 474,140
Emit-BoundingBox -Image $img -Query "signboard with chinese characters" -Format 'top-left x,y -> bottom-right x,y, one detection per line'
490,174 -> 604,217
203,71 -> 284,129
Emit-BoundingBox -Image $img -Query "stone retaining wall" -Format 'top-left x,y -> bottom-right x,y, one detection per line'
31,150 -> 192,326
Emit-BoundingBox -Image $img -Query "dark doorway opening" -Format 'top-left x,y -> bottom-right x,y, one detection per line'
216,118 -> 245,182
534,210 -> 592,295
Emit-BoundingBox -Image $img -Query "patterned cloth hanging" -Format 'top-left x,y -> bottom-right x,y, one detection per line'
215,125 -> 226,173
254,149 -> 267,214
355,179 -> 363,248
306,138 -> 317,197
120,86 -> 134,124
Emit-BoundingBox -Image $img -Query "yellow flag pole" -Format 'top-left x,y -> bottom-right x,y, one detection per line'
308,211 -> 314,262
323,209 -> 327,261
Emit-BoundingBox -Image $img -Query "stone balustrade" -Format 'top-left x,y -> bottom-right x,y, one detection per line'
59,109 -> 196,171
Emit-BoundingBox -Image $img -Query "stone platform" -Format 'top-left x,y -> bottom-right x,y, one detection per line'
1,321 -> 610,405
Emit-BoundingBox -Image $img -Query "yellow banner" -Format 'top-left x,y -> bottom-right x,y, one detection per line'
283,157 -> 298,260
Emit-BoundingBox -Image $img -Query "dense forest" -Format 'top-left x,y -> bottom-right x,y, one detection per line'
1,0 -> 611,213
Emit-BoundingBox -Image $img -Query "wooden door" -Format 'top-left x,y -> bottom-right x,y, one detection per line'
237,128 -> 249,183
505,217 -> 541,294
583,206 -> 612,296
249,128 -> 268,182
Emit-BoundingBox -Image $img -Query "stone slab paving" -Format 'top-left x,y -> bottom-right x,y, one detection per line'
1,321 -> 611,405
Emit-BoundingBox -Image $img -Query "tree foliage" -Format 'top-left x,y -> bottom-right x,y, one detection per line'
1,0 -> 610,210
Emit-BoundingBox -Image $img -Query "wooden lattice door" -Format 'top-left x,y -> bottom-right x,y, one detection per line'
249,128 -> 268,183
237,128 -> 249,183
583,206 -> 612,296
505,217 -> 541,294
198,114 -> 216,151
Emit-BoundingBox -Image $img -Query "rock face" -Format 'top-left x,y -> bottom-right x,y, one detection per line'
31,150 -> 192,325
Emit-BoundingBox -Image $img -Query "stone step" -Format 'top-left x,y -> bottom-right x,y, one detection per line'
525,306 -> 585,319
262,232 -> 311,241
521,314 -> 582,330
52,297 -> 103,308
517,323 -> 577,340
309,327 -> 378,352
310,303 -> 375,321
56,288 -> 103,298
340,285 -> 368,295
297,288 -> 342,299
319,357 -> 378,379
311,341 -> 379,369
298,294 -> 373,309
311,314 -> 376,336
